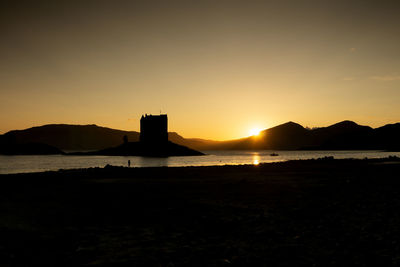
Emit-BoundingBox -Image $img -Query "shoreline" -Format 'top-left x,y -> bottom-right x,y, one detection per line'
1,157 -> 400,265
1,156 -> 399,176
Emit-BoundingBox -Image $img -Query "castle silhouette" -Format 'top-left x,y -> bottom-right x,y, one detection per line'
140,114 -> 168,144
68,114 -> 203,157
136,113 -> 202,156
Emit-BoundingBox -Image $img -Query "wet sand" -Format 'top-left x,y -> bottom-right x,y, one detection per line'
1,158 -> 400,266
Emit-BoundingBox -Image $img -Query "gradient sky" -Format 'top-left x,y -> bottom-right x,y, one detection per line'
1,0 -> 400,140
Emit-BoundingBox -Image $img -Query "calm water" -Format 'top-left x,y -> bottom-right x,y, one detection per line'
1,150 -> 399,174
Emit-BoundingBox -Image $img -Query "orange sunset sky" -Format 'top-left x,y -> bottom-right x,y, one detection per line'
1,0 -> 400,140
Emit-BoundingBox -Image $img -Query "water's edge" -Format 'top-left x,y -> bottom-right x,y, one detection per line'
1,150 -> 400,174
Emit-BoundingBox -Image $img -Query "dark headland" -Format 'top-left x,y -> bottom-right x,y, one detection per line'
1,157 -> 400,266
72,140 -> 204,157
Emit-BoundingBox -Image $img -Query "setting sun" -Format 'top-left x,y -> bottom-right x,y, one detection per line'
249,128 -> 262,137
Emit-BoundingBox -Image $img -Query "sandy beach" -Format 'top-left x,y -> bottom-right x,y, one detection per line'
1,158 -> 400,266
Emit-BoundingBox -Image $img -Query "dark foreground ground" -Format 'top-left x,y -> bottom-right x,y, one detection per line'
1,158 -> 400,266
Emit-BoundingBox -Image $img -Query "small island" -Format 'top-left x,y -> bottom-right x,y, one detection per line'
71,114 -> 204,157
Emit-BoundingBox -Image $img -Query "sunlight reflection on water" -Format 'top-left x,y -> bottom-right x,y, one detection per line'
252,152 -> 260,165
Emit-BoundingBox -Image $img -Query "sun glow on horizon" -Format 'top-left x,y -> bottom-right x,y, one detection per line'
248,127 -> 263,137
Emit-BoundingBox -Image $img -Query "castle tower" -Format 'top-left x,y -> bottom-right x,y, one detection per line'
140,114 -> 168,144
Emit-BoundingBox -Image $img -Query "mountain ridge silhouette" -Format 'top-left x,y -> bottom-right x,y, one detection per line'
1,121 -> 400,153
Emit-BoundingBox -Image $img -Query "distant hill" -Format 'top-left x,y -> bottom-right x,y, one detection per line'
168,132 -> 224,150
372,123 -> 400,151
1,121 -> 400,153
213,120 -> 399,151
219,121 -> 400,151
230,122 -> 311,150
0,124 -> 140,151
307,121 -> 374,149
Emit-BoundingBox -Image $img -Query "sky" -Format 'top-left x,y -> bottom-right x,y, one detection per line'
1,0 -> 400,140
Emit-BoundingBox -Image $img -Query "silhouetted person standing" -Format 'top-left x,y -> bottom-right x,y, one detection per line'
128,160 -> 131,167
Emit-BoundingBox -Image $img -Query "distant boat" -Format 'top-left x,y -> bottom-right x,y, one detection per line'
270,153 -> 279,156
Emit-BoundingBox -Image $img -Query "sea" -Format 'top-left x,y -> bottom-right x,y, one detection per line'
0,150 -> 399,174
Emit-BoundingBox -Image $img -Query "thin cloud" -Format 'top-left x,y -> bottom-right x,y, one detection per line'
343,77 -> 355,81
350,48 -> 356,52
370,75 -> 400,81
